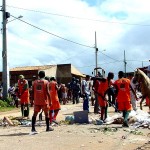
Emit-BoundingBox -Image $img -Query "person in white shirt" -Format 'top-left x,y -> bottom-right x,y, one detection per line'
81,75 -> 90,112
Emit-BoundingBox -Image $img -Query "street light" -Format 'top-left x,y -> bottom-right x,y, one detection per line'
7,15 -> 23,23
2,0 -> 23,99
2,0 -> 9,100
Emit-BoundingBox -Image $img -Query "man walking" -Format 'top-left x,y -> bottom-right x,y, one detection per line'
31,71 -> 53,133
114,71 -> 134,127
49,77 -> 61,124
81,75 -> 90,112
18,75 -> 30,118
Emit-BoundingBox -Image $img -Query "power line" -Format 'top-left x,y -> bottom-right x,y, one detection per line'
7,5 -> 150,27
76,60 -> 123,69
8,15 -> 146,73
98,50 -> 120,62
69,57 -> 144,73
10,15 -> 94,49
58,50 -> 88,63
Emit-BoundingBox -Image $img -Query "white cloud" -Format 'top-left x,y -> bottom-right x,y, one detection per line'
0,0 -> 150,78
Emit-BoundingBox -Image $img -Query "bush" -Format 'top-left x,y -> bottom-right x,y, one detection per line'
0,97 -> 14,107
0,100 -> 9,107
4,97 -> 13,105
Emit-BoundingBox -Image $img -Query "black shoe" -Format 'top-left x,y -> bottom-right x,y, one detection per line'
46,126 -> 54,132
31,129 -> 37,133
122,122 -> 129,128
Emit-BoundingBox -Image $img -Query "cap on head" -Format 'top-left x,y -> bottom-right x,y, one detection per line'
19,75 -> 24,79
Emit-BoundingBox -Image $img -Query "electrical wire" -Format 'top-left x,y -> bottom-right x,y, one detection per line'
8,15 -> 147,73
98,50 -> 120,62
7,5 -> 150,27
10,15 -> 94,49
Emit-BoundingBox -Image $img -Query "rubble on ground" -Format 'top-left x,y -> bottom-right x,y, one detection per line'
0,109 -> 150,129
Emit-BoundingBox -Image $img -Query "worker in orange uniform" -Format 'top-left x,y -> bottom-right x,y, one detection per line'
18,75 -> 30,118
31,71 -> 53,132
97,77 -> 109,121
114,71 -> 136,127
49,77 -> 61,124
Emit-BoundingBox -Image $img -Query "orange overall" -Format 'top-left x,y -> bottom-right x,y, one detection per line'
49,81 -> 61,123
114,78 -> 131,111
18,79 -> 30,105
97,79 -> 109,107
49,81 -> 61,111
33,79 -> 50,113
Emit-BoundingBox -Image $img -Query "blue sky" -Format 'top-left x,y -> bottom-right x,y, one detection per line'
82,0 -> 101,6
0,0 -> 150,78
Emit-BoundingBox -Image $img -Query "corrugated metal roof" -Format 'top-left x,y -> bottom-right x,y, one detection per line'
10,65 -> 56,71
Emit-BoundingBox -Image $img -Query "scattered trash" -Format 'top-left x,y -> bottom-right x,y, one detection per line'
123,129 -> 143,135
63,116 -> 74,124
20,120 -> 31,126
113,118 -> 124,124
93,119 -> 103,125
122,135 -> 127,139
102,127 -> 118,133
3,116 -> 14,126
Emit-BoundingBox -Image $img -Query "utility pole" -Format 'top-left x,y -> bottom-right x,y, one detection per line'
142,61 -> 143,67
124,50 -> 127,77
94,31 -> 101,114
95,31 -> 98,75
2,0 -> 10,99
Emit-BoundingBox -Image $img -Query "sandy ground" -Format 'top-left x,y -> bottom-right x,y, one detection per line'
0,100 -> 150,150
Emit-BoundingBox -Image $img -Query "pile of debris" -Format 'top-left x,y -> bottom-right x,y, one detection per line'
0,116 -> 31,127
129,109 -> 150,129
103,109 -> 150,129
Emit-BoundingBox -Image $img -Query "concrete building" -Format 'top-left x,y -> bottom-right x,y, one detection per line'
0,64 -> 85,87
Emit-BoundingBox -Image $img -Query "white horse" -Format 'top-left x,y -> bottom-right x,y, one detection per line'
134,69 -> 150,112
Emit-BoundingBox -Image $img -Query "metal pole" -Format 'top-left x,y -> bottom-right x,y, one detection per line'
95,31 -> 98,75
2,0 -> 9,99
124,50 -> 127,77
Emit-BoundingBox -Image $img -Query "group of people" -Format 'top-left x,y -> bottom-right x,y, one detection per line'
67,77 -> 81,104
31,72 -> 61,132
2,69 -> 146,131
81,71 -> 139,127
56,77 -> 81,105
8,72 -> 61,132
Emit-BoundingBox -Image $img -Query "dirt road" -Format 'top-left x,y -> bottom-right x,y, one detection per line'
0,101 -> 150,150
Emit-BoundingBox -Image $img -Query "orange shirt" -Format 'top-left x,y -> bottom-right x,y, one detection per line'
18,79 -> 29,104
33,79 -> 49,105
98,80 -> 109,96
49,81 -> 61,110
97,79 -> 109,107
114,78 -> 131,102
